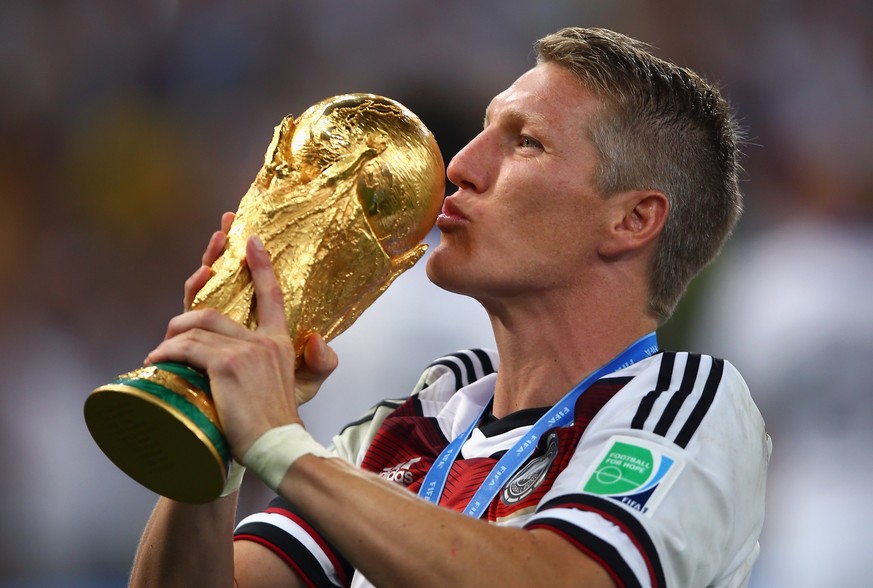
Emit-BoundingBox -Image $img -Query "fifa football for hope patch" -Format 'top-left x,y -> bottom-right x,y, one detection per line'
582,435 -> 684,517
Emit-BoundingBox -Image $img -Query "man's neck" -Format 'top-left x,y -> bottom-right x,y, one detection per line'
485,295 -> 657,419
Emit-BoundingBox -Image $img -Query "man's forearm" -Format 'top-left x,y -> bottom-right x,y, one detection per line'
129,495 -> 237,588
280,455 -> 614,588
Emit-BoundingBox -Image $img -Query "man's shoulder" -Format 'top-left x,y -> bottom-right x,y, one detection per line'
597,349 -> 759,450
610,349 -> 748,396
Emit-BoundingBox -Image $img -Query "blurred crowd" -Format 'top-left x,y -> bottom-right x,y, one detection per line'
1,1 -> 870,586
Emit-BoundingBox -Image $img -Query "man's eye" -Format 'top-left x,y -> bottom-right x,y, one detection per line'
519,135 -> 541,149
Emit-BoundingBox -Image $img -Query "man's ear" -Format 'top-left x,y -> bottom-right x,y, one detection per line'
598,190 -> 669,259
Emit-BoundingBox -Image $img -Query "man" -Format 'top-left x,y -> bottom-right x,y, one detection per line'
130,27 -> 769,587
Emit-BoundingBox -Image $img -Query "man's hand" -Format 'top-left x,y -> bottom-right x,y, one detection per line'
183,211 -> 235,311
147,235 -> 335,461
179,212 -> 338,410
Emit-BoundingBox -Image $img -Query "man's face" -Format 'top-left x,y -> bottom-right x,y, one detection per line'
426,62 -> 611,307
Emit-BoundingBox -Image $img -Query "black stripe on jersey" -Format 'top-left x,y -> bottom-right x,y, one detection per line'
337,398 -> 406,435
527,517 -> 642,588
630,352 -> 675,430
631,352 -> 724,448
456,352 -> 478,384
536,493 -> 666,588
652,353 -> 701,437
234,522 -> 341,588
674,358 -> 724,448
430,358 -> 464,390
268,498 -> 353,584
471,348 -> 496,377
428,349 -> 497,391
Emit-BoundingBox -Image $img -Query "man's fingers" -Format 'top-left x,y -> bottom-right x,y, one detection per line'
295,333 -> 339,405
183,265 -> 212,310
164,308 -> 248,341
246,235 -> 289,336
300,333 -> 339,379
184,229 -> 225,309
183,213 -> 235,311
221,211 -> 235,235
203,212 -> 235,266
201,230 -> 227,266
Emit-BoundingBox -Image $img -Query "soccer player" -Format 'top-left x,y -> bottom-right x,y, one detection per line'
130,27 -> 769,587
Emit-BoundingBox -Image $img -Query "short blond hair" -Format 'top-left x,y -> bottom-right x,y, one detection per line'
536,27 -> 744,322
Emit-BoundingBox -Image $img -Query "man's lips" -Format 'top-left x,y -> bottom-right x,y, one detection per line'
440,197 -> 466,219
435,197 -> 467,230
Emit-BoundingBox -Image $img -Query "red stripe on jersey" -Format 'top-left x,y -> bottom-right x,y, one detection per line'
542,498 -> 661,588
525,524 -> 632,588
233,534 -> 318,588
440,457 -> 494,509
265,506 -> 349,587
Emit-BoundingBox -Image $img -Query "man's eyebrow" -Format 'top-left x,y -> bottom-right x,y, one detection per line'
482,104 -> 547,130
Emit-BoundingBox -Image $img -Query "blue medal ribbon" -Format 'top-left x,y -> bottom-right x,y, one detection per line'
418,332 -> 659,518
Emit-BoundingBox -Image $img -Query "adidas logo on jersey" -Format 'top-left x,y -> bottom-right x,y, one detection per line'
379,457 -> 421,485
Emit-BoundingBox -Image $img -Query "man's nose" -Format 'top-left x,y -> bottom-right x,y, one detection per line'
446,130 -> 490,193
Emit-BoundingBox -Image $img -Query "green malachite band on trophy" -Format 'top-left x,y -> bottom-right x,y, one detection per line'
112,374 -> 229,467
153,361 -> 212,395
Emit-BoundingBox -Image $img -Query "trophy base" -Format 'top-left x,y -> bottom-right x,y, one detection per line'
84,364 -> 229,504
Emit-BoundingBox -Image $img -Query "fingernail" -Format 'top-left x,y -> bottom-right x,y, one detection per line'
313,334 -> 326,360
251,235 -> 265,251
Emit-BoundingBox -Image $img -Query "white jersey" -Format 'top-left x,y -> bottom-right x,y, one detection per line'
235,349 -> 770,587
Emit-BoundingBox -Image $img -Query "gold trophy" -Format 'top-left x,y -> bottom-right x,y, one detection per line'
84,94 -> 445,503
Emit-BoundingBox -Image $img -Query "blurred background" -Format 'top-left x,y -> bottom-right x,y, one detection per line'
1,1 -> 870,586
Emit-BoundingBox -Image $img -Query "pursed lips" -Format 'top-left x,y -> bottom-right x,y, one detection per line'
435,196 -> 468,231
440,197 -> 465,220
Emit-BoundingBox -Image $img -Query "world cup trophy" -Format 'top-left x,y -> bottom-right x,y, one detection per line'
84,94 -> 445,503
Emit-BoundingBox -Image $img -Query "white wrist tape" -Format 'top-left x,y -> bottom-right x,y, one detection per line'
241,423 -> 332,492
219,460 -> 246,497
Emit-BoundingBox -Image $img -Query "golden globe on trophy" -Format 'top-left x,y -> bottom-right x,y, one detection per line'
84,94 -> 445,503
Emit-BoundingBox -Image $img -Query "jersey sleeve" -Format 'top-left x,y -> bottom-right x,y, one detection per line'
328,399 -> 407,465
230,399 -> 404,587
524,352 -> 770,588
231,398 -> 405,587
234,496 -> 354,588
